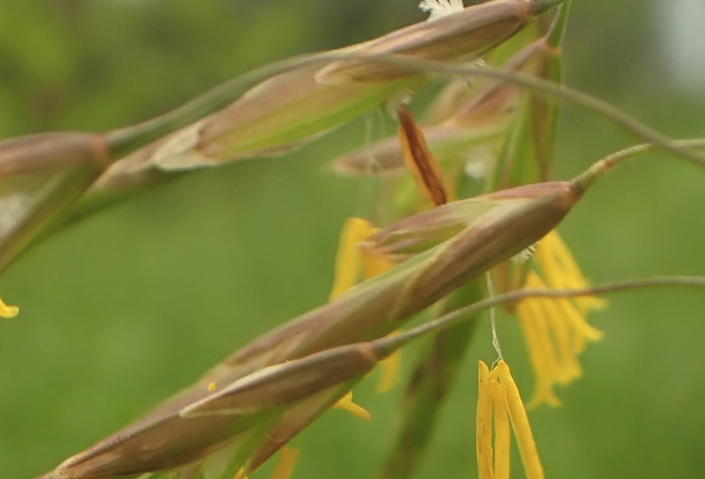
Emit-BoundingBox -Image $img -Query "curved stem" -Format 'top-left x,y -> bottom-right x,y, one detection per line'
104,52 -> 705,171
572,138 -> 705,191
371,276 -> 705,357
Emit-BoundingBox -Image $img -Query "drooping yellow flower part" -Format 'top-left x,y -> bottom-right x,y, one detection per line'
533,230 -> 607,314
329,217 -> 382,300
477,360 -> 545,479
332,390 -> 371,421
269,446 -> 300,479
517,230 -> 606,407
329,217 -> 401,394
514,230 -> 605,406
516,271 -> 604,407
0,295 -> 18,318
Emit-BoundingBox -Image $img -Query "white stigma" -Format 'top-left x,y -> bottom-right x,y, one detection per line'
512,243 -> 537,264
419,0 -> 465,21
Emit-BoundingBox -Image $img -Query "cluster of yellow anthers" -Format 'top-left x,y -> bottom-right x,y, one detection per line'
517,230 -> 606,407
225,209 -> 602,479
278,83 -> 605,477
477,360 -> 543,479
327,219 -> 605,479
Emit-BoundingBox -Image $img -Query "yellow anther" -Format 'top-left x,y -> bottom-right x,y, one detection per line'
0,296 -> 18,318
332,390 -> 371,421
361,253 -> 394,279
269,446 -> 299,479
491,379 -> 511,479
517,268 -> 603,407
477,361 -> 545,479
534,230 -> 607,314
476,361 -> 495,479
497,361 -> 545,479
329,217 -> 379,300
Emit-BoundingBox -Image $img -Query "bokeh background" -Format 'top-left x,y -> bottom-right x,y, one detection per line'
1,1 -> 704,478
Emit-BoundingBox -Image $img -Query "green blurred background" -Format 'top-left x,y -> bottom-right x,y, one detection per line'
1,0 -> 704,478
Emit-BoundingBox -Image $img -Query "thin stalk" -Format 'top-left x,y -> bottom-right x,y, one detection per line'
104,52 -> 705,169
370,276 -> 705,358
572,139 -> 705,190
602,139 -> 705,168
